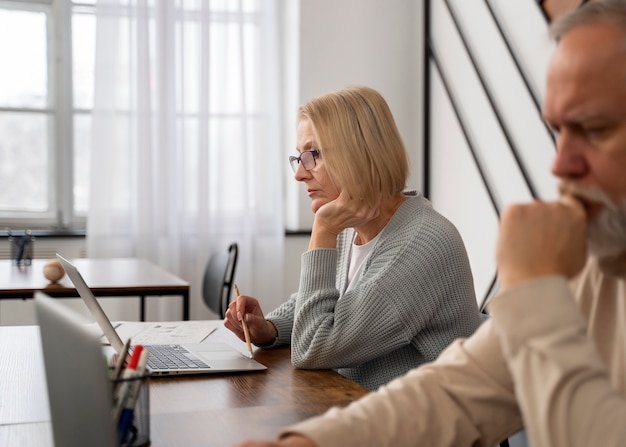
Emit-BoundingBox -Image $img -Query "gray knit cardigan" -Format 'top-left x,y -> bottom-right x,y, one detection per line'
265,193 -> 480,390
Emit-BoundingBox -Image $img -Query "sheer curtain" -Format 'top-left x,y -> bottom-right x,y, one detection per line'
88,0 -> 284,320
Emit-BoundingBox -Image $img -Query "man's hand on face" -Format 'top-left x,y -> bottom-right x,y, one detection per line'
496,195 -> 588,290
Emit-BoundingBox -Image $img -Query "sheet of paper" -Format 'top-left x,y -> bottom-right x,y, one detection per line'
126,320 -> 222,344
95,320 -> 223,345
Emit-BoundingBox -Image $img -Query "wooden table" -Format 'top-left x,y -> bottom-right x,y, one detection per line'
0,258 -> 190,321
0,325 -> 369,446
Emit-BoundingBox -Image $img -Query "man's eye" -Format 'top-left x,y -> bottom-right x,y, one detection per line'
584,127 -> 606,137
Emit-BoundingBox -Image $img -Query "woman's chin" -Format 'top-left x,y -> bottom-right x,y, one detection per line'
310,200 -> 326,214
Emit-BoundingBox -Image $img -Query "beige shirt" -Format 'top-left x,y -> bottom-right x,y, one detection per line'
282,257 -> 626,447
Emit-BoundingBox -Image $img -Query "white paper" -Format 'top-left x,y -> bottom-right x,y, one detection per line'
96,320 -> 223,345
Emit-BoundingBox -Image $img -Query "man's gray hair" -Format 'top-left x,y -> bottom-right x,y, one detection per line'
551,0 -> 626,41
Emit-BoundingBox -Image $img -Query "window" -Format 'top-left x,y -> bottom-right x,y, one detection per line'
0,0 -> 95,231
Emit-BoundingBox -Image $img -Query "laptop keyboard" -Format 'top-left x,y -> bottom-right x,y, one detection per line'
143,345 -> 210,370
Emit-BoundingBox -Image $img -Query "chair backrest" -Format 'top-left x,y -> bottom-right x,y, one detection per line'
202,243 -> 238,319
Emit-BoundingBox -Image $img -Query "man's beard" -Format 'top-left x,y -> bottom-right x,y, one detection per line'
559,182 -> 626,258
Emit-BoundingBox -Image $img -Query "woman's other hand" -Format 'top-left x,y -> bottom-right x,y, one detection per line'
224,294 -> 278,345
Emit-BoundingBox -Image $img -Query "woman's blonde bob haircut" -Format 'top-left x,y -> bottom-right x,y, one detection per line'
298,86 -> 409,209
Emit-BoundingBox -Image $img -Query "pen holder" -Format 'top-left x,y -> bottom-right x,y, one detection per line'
112,373 -> 151,447
8,230 -> 35,266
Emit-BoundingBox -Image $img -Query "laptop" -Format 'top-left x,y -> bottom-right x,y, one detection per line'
56,254 -> 267,376
35,291 -> 118,447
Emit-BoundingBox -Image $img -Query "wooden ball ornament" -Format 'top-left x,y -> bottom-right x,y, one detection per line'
43,259 -> 65,283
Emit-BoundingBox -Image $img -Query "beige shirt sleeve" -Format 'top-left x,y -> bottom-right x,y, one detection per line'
283,274 -> 626,447
488,275 -> 626,447
281,318 -> 522,447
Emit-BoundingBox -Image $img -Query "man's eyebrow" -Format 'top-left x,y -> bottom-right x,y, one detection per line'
542,112 -> 604,129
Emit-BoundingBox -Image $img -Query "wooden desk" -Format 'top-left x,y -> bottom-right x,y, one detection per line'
0,325 -> 369,446
0,258 -> 190,321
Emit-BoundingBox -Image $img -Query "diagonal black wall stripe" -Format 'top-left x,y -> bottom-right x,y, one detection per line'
484,0 -> 555,146
442,0 -> 539,200
428,43 -> 500,309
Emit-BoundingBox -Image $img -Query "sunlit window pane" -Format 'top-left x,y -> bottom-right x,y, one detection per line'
73,113 -> 91,214
0,112 -> 49,212
0,0 -> 271,230
0,9 -> 48,108
73,11 -> 96,109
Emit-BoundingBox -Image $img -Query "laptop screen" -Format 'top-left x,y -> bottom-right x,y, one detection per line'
35,291 -> 117,447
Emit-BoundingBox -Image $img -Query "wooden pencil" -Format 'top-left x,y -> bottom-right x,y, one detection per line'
234,284 -> 253,358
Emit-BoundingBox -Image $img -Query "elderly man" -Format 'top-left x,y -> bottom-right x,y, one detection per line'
233,1 -> 626,446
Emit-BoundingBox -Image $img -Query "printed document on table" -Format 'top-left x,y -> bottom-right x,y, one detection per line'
95,320 -> 223,345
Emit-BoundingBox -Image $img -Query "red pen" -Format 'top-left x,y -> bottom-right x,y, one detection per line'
126,345 -> 144,371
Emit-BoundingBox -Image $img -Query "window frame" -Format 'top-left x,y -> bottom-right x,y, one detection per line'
0,0 -> 88,232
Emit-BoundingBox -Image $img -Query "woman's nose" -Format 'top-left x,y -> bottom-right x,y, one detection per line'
294,161 -> 310,181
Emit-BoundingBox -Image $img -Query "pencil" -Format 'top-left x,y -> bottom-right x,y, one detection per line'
111,338 -> 131,396
234,284 -> 253,358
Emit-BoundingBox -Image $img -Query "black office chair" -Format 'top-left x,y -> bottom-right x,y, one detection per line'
202,242 -> 238,319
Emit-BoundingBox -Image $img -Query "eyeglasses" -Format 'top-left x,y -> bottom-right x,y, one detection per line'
289,149 -> 320,173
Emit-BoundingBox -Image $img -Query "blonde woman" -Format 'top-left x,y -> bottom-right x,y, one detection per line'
225,86 -> 480,390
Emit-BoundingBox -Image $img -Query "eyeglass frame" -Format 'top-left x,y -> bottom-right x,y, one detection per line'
289,149 -> 320,173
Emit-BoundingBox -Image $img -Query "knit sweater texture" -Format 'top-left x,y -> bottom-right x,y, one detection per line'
265,193 -> 481,390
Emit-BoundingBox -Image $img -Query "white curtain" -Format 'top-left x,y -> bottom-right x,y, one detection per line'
88,0 -> 285,320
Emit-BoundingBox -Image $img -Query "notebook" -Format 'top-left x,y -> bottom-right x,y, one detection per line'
56,254 -> 267,376
35,291 -> 118,447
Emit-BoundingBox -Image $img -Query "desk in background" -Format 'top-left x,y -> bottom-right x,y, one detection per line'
0,258 -> 190,321
0,325 -> 368,446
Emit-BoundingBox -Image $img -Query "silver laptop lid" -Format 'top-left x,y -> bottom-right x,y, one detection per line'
56,253 -> 126,353
56,253 -> 268,376
35,291 -> 117,447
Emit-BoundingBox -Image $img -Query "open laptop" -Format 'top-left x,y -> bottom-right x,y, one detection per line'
35,291 -> 118,447
57,254 -> 267,376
